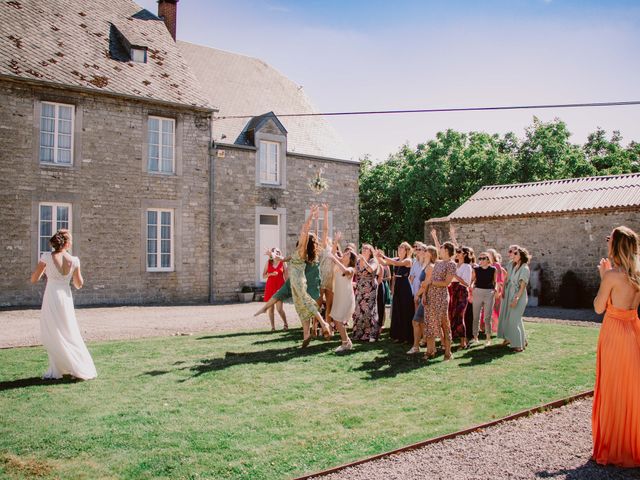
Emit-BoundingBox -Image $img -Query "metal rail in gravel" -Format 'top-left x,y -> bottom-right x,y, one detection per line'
295,389 -> 595,480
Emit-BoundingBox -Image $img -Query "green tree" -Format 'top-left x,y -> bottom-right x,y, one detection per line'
583,128 -> 640,175
358,118 -> 638,251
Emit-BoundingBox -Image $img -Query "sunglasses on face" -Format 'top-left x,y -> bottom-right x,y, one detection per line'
478,256 -> 488,260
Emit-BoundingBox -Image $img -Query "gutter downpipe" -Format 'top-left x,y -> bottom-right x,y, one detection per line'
208,110 -> 218,303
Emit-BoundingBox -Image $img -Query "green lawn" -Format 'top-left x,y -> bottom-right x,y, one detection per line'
0,322 -> 598,480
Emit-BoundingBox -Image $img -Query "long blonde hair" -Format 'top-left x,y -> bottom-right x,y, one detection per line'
424,245 -> 438,264
610,226 -> 640,291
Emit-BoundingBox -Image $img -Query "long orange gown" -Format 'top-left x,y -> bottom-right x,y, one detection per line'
592,300 -> 640,467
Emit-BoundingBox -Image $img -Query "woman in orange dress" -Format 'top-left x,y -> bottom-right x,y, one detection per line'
592,225 -> 640,467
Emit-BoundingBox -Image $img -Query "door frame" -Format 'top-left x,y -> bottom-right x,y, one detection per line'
255,206 -> 287,283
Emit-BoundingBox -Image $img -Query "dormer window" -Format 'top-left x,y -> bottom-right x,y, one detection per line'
243,112 -> 287,189
111,22 -> 148,64
131,47 -> 147,63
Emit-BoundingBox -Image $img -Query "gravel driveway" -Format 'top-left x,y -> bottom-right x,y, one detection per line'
308,398 -> 640,480
0,304 -> 597,349
0,302 -> 295,348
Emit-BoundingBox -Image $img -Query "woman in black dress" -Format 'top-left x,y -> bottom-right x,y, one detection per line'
377,242 -> 414,343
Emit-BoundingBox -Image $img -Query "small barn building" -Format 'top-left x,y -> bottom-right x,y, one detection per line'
426,173 -> 640,306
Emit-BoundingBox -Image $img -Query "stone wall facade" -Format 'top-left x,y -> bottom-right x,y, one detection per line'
426,209 -> 640,306
0,79 -> 211,307
211,144 -> 360,301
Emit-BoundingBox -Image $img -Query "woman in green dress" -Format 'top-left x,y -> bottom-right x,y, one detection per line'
498,246 -> 530,352
497,245 -> 518,339
256,205 -> 331,347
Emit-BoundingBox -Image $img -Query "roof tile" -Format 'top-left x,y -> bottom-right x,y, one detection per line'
178,41 -> 354,162
0,0 -> 211,109
449,173 -> 640,219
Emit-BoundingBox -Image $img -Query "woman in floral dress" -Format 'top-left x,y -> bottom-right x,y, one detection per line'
424,241 -> 457,360
351,244 -> 379,341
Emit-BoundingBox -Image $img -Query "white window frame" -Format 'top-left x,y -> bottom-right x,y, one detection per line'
259,140 -> 280,185
146,208 -> 174,272
39,102 -> 74,165
305,209 -> 333,242
38,202 -> 72,257
147,116 -> 175,174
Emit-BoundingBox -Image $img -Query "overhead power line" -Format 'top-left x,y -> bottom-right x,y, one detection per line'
213,100 -> 640,120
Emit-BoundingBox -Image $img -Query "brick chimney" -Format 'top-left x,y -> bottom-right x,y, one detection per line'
158,0 -> 178,41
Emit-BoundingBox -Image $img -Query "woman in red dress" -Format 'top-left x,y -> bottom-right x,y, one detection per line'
263,248 -> 288,331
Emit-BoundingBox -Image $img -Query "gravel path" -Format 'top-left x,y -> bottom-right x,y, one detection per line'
1,304 -> 598,349
0,302 -> 295,348
309,398 -> 640,480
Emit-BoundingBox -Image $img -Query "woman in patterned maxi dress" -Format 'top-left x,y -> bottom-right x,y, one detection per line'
351,244 -> 379,341
423,241 -> 457,360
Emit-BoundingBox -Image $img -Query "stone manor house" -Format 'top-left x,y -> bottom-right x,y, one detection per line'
0,0 -> 359,307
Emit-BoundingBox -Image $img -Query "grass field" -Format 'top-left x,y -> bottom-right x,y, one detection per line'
0,322 -> 598,479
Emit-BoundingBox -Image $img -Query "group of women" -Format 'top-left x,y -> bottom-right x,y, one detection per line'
256,207 -> 534,359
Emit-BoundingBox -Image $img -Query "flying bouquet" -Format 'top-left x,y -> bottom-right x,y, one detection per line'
309,169 -> 328,194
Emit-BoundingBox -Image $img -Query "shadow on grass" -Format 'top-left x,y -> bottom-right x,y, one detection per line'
250,329 -> 304,345
455,343 -> 518,367
0,376 -> 80,392
196,329 -> 281,341
186,342 -> 335,379
536,460 -> 640,479
143,329 -> 437,381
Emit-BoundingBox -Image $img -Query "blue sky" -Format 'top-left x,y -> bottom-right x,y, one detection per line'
136,0 -> 640,162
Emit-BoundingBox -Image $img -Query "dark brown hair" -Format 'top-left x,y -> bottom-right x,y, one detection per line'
460,246 -> 473,264
344,251 -> 357,271
49,229 -> 71,252
517,247 -> 530,265
442,241 -> 455,258
306,232 -> 318,263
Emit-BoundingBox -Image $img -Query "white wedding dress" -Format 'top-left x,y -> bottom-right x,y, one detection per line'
40,252 -> 97,380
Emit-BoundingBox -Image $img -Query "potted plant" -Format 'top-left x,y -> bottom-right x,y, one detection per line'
239,285 -> 254,303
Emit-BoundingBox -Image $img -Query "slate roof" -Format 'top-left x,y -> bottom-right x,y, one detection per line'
447,173 -> 640,220
0,0 -> 211,110
178,41 -> 355,162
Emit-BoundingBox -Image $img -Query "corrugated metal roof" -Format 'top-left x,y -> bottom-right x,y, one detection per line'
449,173 -> 640,219
0,0 -> 211,109
178,41 -> 355,162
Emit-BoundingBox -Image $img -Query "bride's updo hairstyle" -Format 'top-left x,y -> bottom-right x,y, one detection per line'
49,229 -> 71,252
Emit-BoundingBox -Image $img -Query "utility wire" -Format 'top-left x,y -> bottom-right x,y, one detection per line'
213,100 -> 640,120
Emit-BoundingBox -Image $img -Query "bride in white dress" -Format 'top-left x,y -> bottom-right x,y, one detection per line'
30,229 -> 97,380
